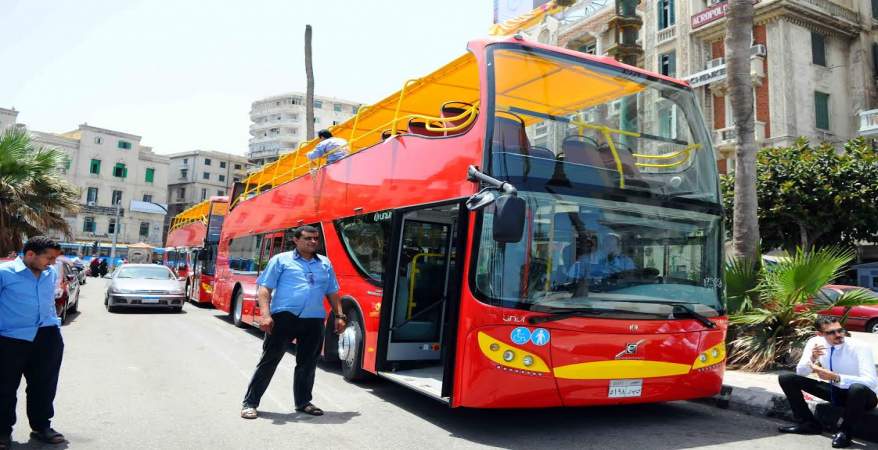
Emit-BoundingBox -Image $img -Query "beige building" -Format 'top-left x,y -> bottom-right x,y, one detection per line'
0,107 -> 19,133
248,93 -> 361,166
523,0 -> 878,172
164,149 -> 249,242
4,109 -> 170,248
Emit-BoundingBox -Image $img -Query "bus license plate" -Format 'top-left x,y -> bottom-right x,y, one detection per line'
608,379 -> 642,398
142,297 -> 160,304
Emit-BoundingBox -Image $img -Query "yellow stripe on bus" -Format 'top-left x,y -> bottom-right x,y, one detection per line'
553,360 -> 691,380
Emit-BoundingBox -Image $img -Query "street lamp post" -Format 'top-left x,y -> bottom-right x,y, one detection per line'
109,200 -> 121,270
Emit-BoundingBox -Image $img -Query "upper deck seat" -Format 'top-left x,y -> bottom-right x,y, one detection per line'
440,101 -> 478,136
407,119 -> 445,137
491,111 -> 530,155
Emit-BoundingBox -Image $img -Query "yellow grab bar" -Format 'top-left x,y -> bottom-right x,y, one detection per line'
407,252 -> 442,319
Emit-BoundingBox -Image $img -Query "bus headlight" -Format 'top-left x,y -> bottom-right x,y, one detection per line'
522,355 -> 534,367
503,350 -> 516,362
692,342 -> 726,369
477,332 -> 550,373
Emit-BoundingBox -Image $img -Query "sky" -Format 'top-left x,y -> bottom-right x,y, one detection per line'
0,1 -> 492,156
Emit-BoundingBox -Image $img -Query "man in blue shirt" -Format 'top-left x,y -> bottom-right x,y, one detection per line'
0,236 -> 66,448
241,225 -> 346,419
306,129 -> 348,165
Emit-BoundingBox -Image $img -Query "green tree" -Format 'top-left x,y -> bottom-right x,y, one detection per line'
722,137 -> 878,252
0,128 -> 80,254
725,247 -> 878,372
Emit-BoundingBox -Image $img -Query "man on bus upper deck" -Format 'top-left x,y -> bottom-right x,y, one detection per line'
307,130 -> 348,165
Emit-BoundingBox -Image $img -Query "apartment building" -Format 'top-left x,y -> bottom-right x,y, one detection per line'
522,0 -> 878,172
164,149 -> 249,241
1,112 -> 171,246
248,93 -> 361,167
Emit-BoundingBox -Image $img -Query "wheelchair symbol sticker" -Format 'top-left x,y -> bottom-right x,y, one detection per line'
510,327 -> 531,345
531,328 -> 550,346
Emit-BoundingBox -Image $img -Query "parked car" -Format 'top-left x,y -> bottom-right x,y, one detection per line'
815,284 -> 878,333
54,258 -> 81,324
104,264 -> 186,312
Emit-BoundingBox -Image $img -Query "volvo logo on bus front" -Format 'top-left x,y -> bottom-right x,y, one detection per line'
615,339 -> 646,359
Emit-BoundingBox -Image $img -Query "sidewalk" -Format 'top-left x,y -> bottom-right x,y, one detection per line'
704,332 -> 878,441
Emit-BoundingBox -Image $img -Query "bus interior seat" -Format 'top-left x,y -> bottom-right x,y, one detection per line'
560,135 -> 602,167
440,101 -> 478,136
597,142 -> 651,189
408,119 -> 446,137
528,146 -> 555,160
492,111 -> 530,155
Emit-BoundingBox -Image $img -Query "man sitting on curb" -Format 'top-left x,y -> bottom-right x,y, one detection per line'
777,316 -> 878,448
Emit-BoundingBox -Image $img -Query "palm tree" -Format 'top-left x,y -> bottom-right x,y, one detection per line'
725,0 -> 760,261
0,128 -> 80,254
304,24 -> 315,141
725,247 -> 878,372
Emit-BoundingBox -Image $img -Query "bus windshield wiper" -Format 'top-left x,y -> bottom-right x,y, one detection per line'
528,307 -> 658,324
670,303 -> 717,328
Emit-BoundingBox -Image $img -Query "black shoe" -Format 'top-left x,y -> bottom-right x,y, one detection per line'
831,431 -> 852,448
30,427 -> 65,444
778,421 -> 822,434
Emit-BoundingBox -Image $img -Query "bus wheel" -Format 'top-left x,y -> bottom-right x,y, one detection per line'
231,290 -> 245,328
339,307 -> 368,382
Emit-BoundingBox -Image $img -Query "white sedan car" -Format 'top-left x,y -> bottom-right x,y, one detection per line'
105,264 -> 186,312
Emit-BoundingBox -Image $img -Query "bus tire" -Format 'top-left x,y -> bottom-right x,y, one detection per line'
339,307 -> 368,382
231,289 -> 246,328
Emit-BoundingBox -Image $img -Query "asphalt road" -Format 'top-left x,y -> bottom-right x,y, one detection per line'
9,278 -> 877,449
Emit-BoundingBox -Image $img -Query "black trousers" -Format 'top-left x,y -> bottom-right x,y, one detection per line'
243,312 -> 324,409
778,372 -> 878,432
0,326 -> 64,436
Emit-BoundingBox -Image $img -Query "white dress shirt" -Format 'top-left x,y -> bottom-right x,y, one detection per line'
796,336 -> 878,393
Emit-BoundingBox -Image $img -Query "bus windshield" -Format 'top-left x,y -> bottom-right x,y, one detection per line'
474,192 -> 723,316
488,46 -> 719,203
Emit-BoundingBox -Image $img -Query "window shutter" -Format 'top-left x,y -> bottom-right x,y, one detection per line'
811,32 -> 826,66
669,52 -> 677,77
123,166 -> 128,178
669,0 -> 676,25
658,0 -> 666,29
815,92 -> 830,130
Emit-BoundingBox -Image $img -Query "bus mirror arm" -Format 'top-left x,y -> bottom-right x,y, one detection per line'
465,166 -> 525,243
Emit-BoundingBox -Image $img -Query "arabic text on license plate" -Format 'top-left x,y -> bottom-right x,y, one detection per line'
142,297 -> 160,304
608,379 -> 642,398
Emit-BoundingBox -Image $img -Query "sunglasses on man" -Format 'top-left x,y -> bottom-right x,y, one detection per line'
823,327 -> 846,336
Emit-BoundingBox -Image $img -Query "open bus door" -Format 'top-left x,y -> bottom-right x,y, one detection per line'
376,201 -> 467,402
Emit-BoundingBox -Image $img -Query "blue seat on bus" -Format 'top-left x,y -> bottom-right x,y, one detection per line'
492,112 -> 530,155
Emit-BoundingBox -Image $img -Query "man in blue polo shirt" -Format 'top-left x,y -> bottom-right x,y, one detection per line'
241,225 -> 346,419
0,236 -> 66,449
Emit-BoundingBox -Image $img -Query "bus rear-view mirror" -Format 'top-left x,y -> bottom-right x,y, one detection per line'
492,195 -> 525,243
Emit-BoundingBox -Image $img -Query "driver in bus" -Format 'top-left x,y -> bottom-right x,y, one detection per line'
565,233 -> 636,285
307,129 -> 348,166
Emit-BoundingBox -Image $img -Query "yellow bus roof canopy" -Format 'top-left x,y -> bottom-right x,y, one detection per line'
169,199 -> 211,231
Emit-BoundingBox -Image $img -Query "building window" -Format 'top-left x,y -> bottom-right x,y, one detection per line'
90,159 -> 101,175
180,168 -> 188,179
233,177 -> 240,183
62,156 -> 71,171
145,167 -> 155,183
874,0 -> 878,20
108,218 -> 117,234
203,172 -> 210,180
204,158 -> 212,166
220,161 -> 226,169
217,190 -> 225,196
178,187 -> 186,200
234,164 -> 242,170
142,194 -> 153,202
86,187 -> 98,204
94,137 -> 103,144
201,188 -> 207,200
659,51 -> 676,77
113,163 -> 127,178
183,158 -> 188,164
815,91 -> 830,130
811,32 -> 826,66
334,104 -> 342,112
117,140 -> 132,150
658,0 -> 675,30
314,100 -> 323,109
352,105 -> 358,114
219,174 -> 226,182
139,221 -> 150,237
577,42 -> 597,55
111,190 -> 123,205
83,217 -> 96,233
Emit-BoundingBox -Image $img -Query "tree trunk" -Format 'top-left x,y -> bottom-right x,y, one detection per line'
305,24 -> 315,141
726,0 -> 759,261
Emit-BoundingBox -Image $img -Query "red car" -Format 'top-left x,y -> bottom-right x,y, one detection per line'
53,258 -> 81,324
815,285 -> 878,333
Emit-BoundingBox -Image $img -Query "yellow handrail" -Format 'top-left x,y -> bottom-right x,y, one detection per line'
393,79 -> 419,136
408,252 -> 442,319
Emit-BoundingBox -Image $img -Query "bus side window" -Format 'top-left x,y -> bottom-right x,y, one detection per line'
336,213 -> 392,284
228,235 -> 261,274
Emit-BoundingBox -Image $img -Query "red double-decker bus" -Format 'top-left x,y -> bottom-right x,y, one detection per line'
166,196 -> 229,305
212,36 -> 726,408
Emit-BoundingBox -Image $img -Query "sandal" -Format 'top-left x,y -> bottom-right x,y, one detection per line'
240,406 -> 258,419
295,403 -> 324,416
30,427 -> 65,444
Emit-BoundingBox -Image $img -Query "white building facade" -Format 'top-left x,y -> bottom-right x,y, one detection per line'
4,110 -> 170,247
248,93 -> 361,167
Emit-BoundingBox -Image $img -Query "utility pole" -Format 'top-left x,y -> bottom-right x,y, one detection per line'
109,200 -> 121,269
305,24 -> 315,141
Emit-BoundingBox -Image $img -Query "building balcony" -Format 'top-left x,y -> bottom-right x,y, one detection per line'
691,0 -> 860,37
714,121 -> 767,155
859,109 -> 878,137
248,147 -> 282,160
656,25 -> 677,46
